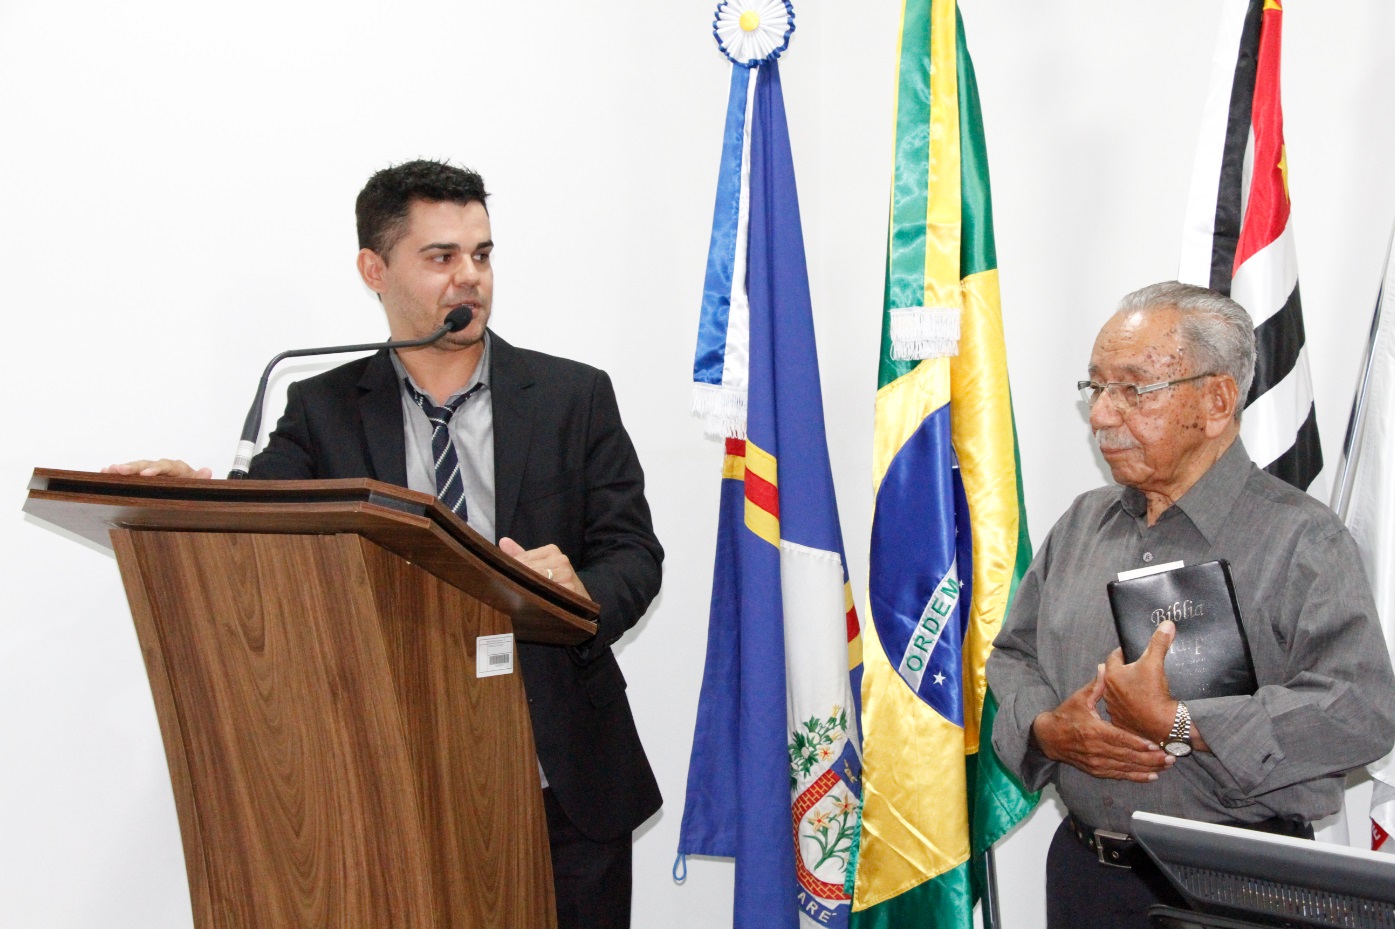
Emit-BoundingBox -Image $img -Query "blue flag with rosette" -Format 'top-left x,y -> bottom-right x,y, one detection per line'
678,4 -> 866,928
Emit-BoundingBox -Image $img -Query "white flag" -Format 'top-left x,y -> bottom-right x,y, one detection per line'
1333,221 -> 1395,852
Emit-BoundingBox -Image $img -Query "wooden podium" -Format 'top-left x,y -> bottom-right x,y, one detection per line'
24,469 -> 600,929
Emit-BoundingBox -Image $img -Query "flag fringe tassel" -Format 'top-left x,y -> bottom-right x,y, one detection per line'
691,382 -> 748,439
889,306 -> 961,360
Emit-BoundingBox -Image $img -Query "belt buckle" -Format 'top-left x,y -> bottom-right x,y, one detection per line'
1094,829 -> 1133,869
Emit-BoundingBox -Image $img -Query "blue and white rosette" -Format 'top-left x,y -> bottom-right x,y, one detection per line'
714,0 -> 794,68
692,0 -> 795,439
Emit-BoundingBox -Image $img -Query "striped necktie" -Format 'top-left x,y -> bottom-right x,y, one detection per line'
404,380 -> 484,516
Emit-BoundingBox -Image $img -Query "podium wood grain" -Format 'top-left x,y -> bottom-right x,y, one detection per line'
25,472 -> 581,929
115,529 -> 554,929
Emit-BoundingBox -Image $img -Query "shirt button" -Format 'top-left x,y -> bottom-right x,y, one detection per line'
1143,552 -> 1153,563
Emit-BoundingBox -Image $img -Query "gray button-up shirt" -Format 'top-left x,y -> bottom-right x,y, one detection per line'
988,439 -> 1395,833
390,336 -> 496,543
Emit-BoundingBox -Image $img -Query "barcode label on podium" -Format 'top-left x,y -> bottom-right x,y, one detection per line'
476,633 -> 515,678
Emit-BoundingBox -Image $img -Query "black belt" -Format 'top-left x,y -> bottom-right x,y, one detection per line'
1067,814 -> 1312,870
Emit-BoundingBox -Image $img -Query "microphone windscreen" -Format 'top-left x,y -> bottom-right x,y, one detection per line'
444,305 -> 474,332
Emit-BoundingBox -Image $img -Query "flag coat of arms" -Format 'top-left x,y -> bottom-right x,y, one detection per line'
850,1 -> 1037,926
1179,0 -> 1322,491
679,8 -> 866,926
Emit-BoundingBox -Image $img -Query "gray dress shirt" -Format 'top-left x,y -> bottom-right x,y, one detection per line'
391,337 -> 496,542
987,439 -> 1395,833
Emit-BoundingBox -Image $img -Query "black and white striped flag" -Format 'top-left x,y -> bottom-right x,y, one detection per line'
1179,0 -> 1322,491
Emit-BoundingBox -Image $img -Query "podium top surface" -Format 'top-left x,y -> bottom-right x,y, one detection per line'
24,468 -> 598,645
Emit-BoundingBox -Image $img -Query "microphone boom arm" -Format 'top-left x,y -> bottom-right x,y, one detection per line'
227,307 -> 472,479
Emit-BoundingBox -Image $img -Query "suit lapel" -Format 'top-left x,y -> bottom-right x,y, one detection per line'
358,350 -> 409,488
488,332 -> 536,542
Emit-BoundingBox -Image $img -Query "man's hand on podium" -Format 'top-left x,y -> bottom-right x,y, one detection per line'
102,460 -> 213,479
499,537 -> 591,600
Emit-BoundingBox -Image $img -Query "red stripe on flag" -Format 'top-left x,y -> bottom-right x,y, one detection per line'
744,468 -> 779,518
1374,819 -> 1390,852
1234,4 -> 1290,271
845,606 -> 859,643
725,437 -> 746,457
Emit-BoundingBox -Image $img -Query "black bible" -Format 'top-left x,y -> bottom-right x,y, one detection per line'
1107,559 -> 1257,700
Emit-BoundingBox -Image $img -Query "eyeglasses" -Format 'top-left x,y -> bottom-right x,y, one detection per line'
1076,373 -> 1217,410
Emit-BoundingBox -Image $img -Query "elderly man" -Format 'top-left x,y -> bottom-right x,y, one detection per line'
987,281 -> 1395,928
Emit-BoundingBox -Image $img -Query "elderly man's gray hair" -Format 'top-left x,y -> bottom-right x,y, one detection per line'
1116,281 -> 1256,422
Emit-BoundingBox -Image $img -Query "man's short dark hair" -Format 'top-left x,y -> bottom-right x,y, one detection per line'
355,160 -> 489,258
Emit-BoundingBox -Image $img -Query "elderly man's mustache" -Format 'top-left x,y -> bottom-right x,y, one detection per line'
1094,428 -> 1141,452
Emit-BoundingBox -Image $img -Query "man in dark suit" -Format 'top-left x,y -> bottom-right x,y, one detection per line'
107,160 -> 663,929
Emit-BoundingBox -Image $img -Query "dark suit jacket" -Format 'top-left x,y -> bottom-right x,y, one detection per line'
248,331 -> 664,841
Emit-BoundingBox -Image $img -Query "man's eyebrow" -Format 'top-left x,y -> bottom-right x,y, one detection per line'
1087,362 -> 1153,380
418,239 -> 493,254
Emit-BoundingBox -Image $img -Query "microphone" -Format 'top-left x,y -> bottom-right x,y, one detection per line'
227,305 -> 474,479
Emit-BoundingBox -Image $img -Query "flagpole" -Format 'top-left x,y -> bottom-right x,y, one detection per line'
980,847 -> 1002,929
1331,219 -> 1395,519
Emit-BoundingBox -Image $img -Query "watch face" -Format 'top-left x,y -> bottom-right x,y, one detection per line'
1163,740 -> 1193,757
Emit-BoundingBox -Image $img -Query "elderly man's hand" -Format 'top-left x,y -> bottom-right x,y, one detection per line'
102,460 -> 212,479
1032,664 -> 1174,781
1103,619 -> 1211,753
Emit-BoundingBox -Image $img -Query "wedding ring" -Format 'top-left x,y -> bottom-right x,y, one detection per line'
546,568 -> 554,581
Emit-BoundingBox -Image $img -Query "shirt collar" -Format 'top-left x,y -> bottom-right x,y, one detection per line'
1173,437 -> 1252,543
390,330 -> 492,403
1107,437 -> 1253,543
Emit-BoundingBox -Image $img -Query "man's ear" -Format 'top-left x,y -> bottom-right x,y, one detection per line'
1204,374 -> 1241,437
357,248 -> 388,295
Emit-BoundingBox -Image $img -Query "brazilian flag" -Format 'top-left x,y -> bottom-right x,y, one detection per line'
850,1 -> 1038,926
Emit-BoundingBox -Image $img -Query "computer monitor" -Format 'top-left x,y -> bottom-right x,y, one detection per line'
1131,811 -> 1395,929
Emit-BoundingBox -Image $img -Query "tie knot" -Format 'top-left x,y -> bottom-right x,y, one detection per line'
406,380 -> 481,426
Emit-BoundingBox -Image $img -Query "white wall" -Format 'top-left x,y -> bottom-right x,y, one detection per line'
2,2 -> 1393,928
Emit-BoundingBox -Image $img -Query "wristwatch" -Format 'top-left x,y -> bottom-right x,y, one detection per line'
1162,701 -> 1193,757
